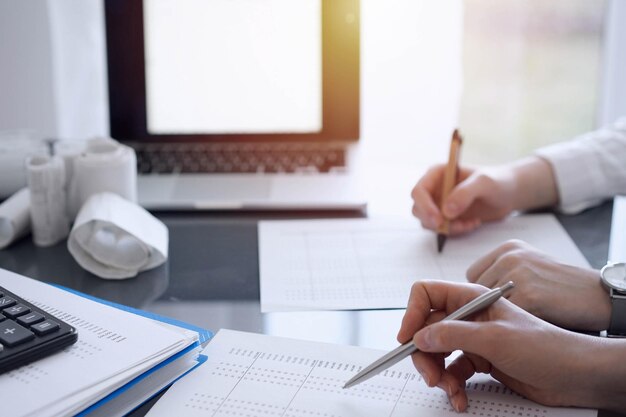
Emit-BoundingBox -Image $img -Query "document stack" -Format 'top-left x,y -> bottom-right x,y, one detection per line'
0,268 -> 211,417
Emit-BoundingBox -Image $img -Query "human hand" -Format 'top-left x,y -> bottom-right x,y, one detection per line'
410,164 -> 517,234
466,239 -> 610,331
411,157 -> 558,235
397,280 -> 611,412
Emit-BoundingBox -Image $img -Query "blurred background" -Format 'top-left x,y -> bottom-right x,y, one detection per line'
0,0 -> 623,213
461,0 -> 606,164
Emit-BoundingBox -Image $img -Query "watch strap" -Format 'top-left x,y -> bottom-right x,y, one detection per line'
608,289 -> 626,337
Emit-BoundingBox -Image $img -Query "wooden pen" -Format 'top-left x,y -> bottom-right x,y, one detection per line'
437,129 -> 463,252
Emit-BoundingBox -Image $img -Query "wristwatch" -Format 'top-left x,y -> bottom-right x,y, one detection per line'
600,262 -> 626,337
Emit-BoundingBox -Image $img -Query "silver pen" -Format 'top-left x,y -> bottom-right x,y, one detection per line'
343,281 -> 515,389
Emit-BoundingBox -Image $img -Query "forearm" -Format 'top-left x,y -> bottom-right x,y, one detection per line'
575,335 -> 626,412
508,156 -> 559,211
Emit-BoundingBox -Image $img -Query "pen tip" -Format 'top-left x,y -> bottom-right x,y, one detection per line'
437,234 -> 446,253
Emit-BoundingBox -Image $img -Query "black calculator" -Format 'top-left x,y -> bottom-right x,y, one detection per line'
0,285 -> 78,374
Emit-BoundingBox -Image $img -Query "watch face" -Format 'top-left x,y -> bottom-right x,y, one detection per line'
601,262 -> 626,291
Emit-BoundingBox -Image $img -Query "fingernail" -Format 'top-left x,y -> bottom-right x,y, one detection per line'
415,328 -> 432,351
451,396 -> 462,413
430,215 -> 440,228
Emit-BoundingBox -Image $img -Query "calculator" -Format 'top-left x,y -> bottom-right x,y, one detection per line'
0,285 -> 78,374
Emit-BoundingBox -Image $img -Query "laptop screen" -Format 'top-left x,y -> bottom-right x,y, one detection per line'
144,0 -> 322,135
106,0 -> 359,144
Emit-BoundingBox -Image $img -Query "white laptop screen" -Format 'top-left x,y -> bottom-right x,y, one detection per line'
143,0 -> 322,135
106,0 -> 358,143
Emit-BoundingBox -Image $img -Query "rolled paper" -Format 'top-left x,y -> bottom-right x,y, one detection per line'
0,188 -> 31,249
26,155 -> 70,247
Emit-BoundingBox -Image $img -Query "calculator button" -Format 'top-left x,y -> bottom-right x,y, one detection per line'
3,304 -> 31,319
0,297 -> 16,309
31,320 -> 60,336
17,312 -> 45,326
0,320 -> 35,347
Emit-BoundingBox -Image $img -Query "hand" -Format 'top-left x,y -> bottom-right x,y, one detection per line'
411,157 -> 558,235
466,240 -> 610,331
410,164 -> 517,234
396,281 -> 619,412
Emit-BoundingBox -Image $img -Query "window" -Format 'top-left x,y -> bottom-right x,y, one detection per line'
460,0 -> 606,164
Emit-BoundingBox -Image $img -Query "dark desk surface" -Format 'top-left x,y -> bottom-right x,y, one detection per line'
0,201 -> 620,416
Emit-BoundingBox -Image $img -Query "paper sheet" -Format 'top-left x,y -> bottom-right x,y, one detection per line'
609,196 -> 626,262
0,268 -> 197,417
84,348 -> 201,417
259,214 -> 590,312
146,329 -> 596,417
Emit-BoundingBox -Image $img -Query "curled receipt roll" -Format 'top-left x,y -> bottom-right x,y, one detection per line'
0,188 -> 31,249
68,192 -> 168,279
68,138 -> 137,219
26,155 -> 70,247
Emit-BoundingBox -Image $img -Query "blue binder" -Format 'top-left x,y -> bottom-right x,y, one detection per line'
52,284 -> 213,416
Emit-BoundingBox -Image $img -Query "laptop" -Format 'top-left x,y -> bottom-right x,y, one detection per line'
105,0 -> 365,211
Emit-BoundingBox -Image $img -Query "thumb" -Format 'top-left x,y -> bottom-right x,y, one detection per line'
442,174 -> 487,219
413,320 -> 494,358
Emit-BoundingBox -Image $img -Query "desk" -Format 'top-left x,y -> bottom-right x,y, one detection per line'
0,201 -> 621,416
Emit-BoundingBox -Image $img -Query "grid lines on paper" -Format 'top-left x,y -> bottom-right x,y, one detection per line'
180,346 -> 552,417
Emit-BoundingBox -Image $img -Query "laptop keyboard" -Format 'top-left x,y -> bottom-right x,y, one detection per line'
133,143 -> 346,174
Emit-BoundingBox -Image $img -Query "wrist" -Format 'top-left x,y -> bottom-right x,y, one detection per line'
562,266 -> 611,332
509,156 -> 559,211
589,274 -> 612,332
583,336 -> 626,411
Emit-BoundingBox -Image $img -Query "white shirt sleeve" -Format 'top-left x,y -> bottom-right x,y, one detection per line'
535,117 -> 626,214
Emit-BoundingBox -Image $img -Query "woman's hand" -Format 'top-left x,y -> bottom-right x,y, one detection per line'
397,280 -> 623,412
466,240 -> 611,331
411,157 -> 558,235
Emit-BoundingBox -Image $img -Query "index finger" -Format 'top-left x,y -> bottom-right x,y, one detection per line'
411,165 -> 447,227
466,239 -> 527,283
397,281 -> 487,343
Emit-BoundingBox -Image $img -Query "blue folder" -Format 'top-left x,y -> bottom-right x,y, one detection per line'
51,284 -> 213,416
